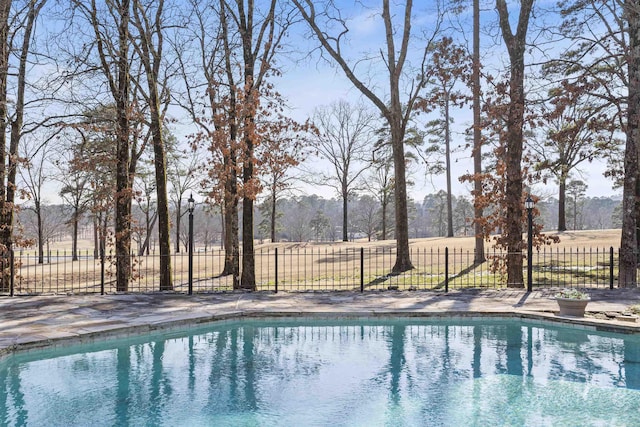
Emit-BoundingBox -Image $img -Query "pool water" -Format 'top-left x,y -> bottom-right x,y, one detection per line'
2,318 -> 640,426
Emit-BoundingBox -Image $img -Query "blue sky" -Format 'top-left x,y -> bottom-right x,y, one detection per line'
273,1 -> 620,202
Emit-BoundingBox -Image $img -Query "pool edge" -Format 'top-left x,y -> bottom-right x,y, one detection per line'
3,309 -> 640,360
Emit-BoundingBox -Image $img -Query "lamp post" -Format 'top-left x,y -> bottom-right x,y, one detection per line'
188,193 -> 195,295
525,195 -> 535,292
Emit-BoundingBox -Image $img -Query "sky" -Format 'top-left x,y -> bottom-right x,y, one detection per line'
271,2 -> 621,203
279,69 -> 619,202
31,0 -> 622,207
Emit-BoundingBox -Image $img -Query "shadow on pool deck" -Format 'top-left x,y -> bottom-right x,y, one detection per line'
2,288 -> 640,356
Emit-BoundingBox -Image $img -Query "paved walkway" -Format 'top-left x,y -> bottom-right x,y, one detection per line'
3,288 -> 640,357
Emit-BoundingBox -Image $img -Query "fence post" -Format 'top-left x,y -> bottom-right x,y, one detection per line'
444,247 -> 449,293
360,247 -> 364,293
274,248 -> 278,294
610,246 -> 614,290
9,249 -> 14,297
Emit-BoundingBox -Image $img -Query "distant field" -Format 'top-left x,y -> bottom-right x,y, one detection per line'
253,228 -> 622,253
26,228 -> 623,255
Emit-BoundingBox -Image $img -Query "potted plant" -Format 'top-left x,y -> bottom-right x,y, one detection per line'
555,289 -> 590,317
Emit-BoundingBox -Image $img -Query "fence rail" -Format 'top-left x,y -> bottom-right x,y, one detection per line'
0,245 -> 630,296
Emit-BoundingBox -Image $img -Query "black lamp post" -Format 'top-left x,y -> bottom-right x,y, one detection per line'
188,193 -> 195,295
525,195 -> 535,292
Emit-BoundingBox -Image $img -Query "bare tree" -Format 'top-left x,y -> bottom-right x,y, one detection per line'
566,179 -> 587,231
18,137 -> 50,263
364,134 -> 396,241
69,0 -> 136,291
309,100 -> 375,242
130,0 -> 173,290
0,0 -> 47,289
167,147 -> 199,253
132,165 -> 156,256
292,0 -> 441,272
351,195 -> 379,242
55,142 -> 90,261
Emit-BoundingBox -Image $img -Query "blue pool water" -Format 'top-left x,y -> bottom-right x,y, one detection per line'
2,318 -> 640,426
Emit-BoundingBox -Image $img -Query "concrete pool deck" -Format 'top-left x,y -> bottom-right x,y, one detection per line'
3,288 -> 640,357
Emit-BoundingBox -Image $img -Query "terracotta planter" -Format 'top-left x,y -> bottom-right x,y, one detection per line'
556,297 -> 589,317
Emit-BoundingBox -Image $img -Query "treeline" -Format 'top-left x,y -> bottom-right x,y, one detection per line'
20,193 -> 622,251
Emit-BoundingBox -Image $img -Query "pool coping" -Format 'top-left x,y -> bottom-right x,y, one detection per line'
3,309 -> 640,360
3,289 -> 640,359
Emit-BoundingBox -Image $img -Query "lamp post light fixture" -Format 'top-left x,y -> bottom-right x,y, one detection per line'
188,193 -> 195,295
525,195 -> 535,292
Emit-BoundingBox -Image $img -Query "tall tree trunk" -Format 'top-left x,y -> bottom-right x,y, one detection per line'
496,0 -> 532,288
270,190 -> 277,243
390,122 -> 413,272
445,95 -> 454,238
472,0 -> 485,264
175,204 -> 181,253
151,123 -> 173,291
72,208 -> 79,261
386,2 -> 413,273
0,0 -> 45,288
241,142 -> 256,290
237,0 -> 279,291
218,0 -> 240,287
558,175 -> 567,232
114,0 -> 132,292
620,0 -> 640,287
0,3 -> 11,286
381,197 -> 388,241
293,0 -> 416,273
131,0 -> 172,291
149,92 -> 172,291
342,184 -> 348,242
240,41 -> 256,290
223,175 -> 240,288
36,202 -> 43,264
93,214 -> 99,259
558,176 -> 567,232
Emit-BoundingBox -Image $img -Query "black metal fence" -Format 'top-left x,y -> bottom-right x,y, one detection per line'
0,245 -> 628,296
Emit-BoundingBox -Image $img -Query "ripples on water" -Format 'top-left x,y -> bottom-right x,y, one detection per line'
2,318 -> 640,426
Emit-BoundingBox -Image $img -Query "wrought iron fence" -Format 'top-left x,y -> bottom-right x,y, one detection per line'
0,245 -> 628,296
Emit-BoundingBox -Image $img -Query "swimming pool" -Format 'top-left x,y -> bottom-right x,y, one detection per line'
2,317 -> 640,426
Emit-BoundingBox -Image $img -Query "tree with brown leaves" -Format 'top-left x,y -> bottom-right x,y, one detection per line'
534,81 -> 619,232
494,0 -> 534,287
549,0 -> 636,286
417,37 -> 472,238
259,126 -> 308,243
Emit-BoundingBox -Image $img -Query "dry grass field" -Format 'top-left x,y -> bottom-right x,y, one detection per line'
277,228 -> 622,252
8,229 -> 624,295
